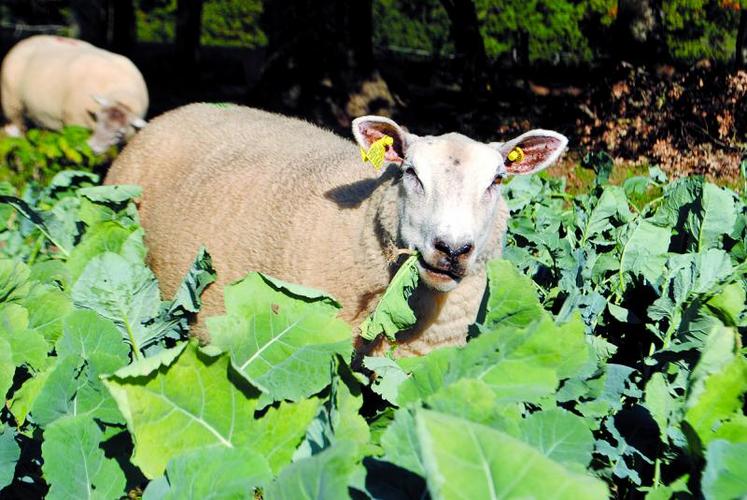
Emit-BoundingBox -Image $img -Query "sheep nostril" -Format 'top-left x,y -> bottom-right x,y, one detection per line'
455,243 -> 474,257
434,239 -> 453,257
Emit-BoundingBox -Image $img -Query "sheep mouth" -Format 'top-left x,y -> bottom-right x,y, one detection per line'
417,255 -> 463,282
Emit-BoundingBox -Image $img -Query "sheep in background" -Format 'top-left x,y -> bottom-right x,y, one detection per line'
105,104 -> 567,356
1,35 -> 148,153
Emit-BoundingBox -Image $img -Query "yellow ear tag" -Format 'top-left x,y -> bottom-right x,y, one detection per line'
507,146 -> 525,163
360,135 -> 394,171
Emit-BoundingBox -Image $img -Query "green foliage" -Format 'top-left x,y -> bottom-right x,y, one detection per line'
0,136 -> 745,497
136,0 -> 266,47
662,0 -> 739,62
0,127 -> 107,190
372,0 -> 454,57
201,0 -> 266,48
475,0 -> 613,63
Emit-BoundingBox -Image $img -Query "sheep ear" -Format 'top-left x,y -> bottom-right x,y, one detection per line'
130,117 -> 147,129
92,95 -> 110,107
351,116 -> 413,166
493,129 -> 568,175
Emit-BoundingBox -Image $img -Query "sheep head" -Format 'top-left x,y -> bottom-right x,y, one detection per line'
353,116 -> 568,292
87,95 -> 147,154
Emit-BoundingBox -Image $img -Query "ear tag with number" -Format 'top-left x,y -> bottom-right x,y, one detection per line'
360,135 -> 394,171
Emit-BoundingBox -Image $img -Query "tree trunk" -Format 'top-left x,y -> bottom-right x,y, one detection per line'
737,9 -> 747,71
110,0 -> 136,54
612,0 -> 662,64
70,0 -> 108,46
175,0 -> 204,67
439,0 -> 488,94
349,0 -> 375,75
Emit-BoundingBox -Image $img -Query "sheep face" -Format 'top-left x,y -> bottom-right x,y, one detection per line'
87,96 -> 146,154
353,116 -> 568,292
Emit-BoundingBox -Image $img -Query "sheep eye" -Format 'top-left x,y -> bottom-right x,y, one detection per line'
492,174 -> 505,186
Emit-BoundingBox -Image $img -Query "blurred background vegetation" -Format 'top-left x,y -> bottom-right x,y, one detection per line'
0,0 -> 746,181
0,0 -> 741,66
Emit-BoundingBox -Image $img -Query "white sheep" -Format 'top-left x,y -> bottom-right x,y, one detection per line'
104,103 -> 567,356
1,35 -> 148,153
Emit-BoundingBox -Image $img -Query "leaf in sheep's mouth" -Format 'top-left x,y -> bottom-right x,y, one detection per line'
417,255 -> 462,281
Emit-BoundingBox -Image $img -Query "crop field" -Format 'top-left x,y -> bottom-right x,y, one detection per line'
0,129 -> 745,499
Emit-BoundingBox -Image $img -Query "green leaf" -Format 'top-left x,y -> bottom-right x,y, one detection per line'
67,222 -> 139,281
0,426 -> 19,491
359,254 -> 419,341
619,220 -> 671,288
9,363 -> 54,425
688,183 -> 737,252
41,416 -> 126,500
78,184 -> 142,204
21,283 -> 72,344
381,409 -> 425,477
0,259 -> 31,303
685,356 -> 747,447
0,337 -> 13,401
415,410 -> 608,500
295,364 -> 370,462
103,342 -> 258,478
642,372 -> 677,442
263,440 -> 358,500
0,303 -> 51,372
426,378 -> 523,432
72,252 -> 162,353
29,260 -> 72,291
483,259 -> 546,330
702,440 -> 747,500
207,273 -> 351,402
143,447 -> 272,500
581,186 -> 631,243
56,309 -> 130,363
364,356 -> 408,405
245,398 -> 320,473
519,408 -> 595,468
32,311 -> 129,426
169,246 -> 216,314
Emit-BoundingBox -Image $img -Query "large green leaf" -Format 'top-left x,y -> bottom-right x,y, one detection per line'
263,440 -> 358,500
380,409 -> 425,477
143,447 -> 272,500
415,410 -> 608,500
41,415 -> 126,500
206,273 -> 351,402
702,440 -> 747,500
72,252 -> 162,353
688,183 -> 737,252
66,221 -> 139,281
619,219 -> 671,288
0,426 -> 19,491
32,310 -> 129,426
483,259 -> 546,330
245,398 -> 320,473
519,408 -> 595,468
0,303 -> 50,372
20,284 -> 72,344
0,259 -> 31,303
103,342 -> 257,478
359,253 -> 419,341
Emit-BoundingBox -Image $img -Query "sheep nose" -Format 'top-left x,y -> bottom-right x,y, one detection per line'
434,239 -> 474,258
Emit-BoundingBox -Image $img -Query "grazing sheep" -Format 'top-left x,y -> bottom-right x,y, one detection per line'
105,104 -> 567,356
1,35 -> 148,153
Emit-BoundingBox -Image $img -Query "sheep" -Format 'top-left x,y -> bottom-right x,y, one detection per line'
1,35 -> 148,153
104,103 -> 567,357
